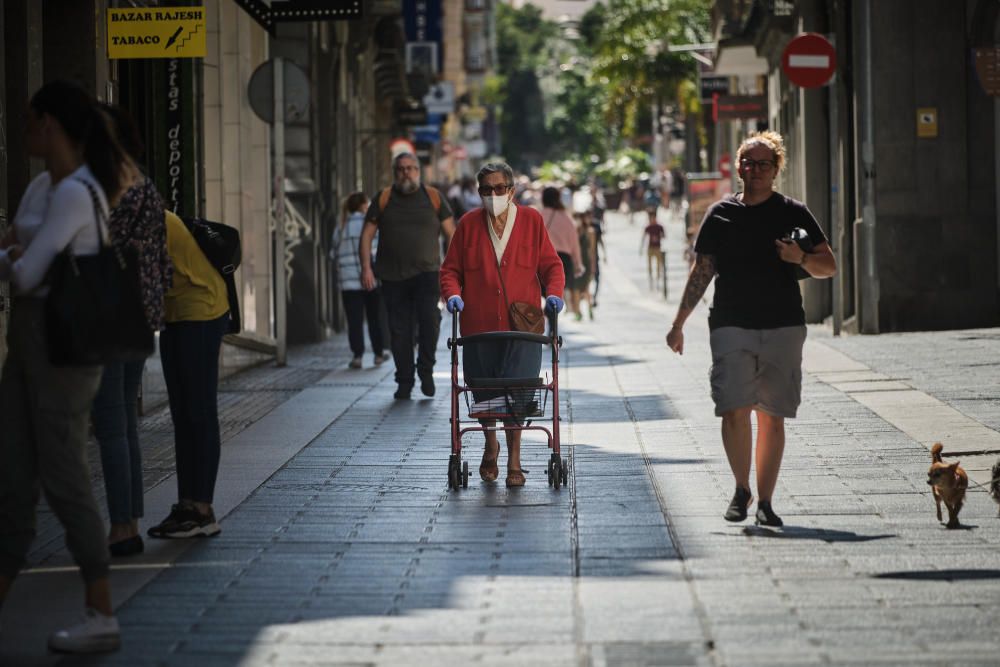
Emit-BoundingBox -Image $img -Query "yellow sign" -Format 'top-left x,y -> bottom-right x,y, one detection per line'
107,7 -> 206,59
916,107 -> 938,138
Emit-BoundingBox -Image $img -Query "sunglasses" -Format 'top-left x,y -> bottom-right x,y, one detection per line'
738,158 -> 775,171
478,184 -> 513,196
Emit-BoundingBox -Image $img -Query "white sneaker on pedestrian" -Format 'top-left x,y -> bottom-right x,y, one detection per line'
374,352 -> 390,366
48,608 -> 121,654
349,356 -> 363,369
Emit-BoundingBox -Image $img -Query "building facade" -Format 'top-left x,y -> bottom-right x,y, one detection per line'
0,0 -> 421,369
712,0 -> 999,333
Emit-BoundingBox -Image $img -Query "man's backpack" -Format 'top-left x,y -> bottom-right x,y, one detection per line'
376,184 -> 443,216
182,217 -> 243,334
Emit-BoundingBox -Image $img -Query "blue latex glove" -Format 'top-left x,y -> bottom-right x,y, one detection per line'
447,295 -> 464,313
545,295 -> 564,314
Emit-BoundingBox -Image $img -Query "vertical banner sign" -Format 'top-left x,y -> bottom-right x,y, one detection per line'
402,0 -> 442,75
165,58 -> 184,212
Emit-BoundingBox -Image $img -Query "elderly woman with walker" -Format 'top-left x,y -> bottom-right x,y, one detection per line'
441,162 -> 566,488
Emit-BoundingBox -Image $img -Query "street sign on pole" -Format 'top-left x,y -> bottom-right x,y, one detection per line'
248,58 -> 312,366
248,59 -> 310,124
781,33 -> 837,88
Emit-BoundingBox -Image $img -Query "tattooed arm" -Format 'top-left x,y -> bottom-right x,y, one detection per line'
665,253 -> 716,355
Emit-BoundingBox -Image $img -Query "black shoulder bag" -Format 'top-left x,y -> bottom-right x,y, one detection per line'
181,216 -> 242,334
45,179 -> 154,366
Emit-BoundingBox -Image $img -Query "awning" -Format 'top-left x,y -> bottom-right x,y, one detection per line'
713,38 -> 768,75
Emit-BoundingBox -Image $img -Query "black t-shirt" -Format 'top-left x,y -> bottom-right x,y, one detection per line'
694,192 -> 827,330
364,185 -> 453,281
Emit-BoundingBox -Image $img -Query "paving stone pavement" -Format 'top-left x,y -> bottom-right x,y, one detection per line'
25,340 -> 351,570
5,209 -> 1000,667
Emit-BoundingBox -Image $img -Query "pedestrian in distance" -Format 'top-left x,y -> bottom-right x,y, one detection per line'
665,130 -> 837,527
146,210 -> 230,539
669,164 -> 686,218
588,184 -> 607,308
0,80 -> 136,654
440,162 -> 565,487
360,152 -> 455,400
333,192 -> 388,369
640,204 -> 666,291
539,186 -> 583,305
572,210 -> 597,321
92,104 -> 171,559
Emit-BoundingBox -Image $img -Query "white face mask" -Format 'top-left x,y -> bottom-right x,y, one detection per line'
483,195 -> 511,217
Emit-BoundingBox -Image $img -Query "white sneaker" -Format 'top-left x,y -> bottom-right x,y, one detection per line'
348,356 -> 363,369
374,352 -> 390,366
48,608 -> 121,654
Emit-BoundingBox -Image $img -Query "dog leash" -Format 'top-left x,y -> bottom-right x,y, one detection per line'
965,473 -> 1000,494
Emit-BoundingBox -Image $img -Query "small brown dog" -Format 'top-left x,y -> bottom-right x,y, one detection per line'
927,443 -> 968,529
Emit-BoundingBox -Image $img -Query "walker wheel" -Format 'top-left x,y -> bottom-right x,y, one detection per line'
561,458 -> 568,485
462,460 -> 469,488
546,459 -> 555,487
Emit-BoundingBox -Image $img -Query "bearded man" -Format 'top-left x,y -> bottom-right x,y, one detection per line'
360,152 -> 455,400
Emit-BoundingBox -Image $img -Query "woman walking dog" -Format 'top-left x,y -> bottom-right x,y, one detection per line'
666,131 -> 836,527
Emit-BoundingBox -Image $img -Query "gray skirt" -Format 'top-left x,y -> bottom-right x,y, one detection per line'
463,338 -> 543,403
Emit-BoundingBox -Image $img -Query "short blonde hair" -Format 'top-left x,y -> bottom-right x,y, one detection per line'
736,130 -> 786,173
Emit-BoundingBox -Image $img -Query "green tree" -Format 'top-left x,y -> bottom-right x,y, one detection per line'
493,3 -> 562,172
587,0 -> 710,138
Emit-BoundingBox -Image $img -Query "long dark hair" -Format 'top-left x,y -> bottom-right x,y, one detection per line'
541,186 -> 563,210
99,103 -> 145,165
30,80 -> 130,202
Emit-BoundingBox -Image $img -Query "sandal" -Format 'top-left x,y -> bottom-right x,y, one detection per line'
479,455 -> 499,482
505,468 -> 528,488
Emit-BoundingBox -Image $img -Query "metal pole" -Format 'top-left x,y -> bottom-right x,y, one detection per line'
857,0 -> 879,334
829,36 -> 842,337
274,57 -> 288,365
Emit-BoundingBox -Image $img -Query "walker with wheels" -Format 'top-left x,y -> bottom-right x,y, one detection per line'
446,309 -> 566,490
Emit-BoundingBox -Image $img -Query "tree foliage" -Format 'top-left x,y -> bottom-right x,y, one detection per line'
493,2 -> 562,171
491,0 -> 711,174
587,0 -> 711,137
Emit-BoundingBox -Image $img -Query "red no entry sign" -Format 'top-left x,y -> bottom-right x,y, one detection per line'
782,33 -> 836,88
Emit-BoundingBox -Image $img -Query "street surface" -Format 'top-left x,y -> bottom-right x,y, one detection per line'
2,209 -> 1000,666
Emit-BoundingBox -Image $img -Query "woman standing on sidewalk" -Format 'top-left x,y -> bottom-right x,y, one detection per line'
665,131 -> 836,527
0,80 -> 133,653
145,211 -> 229,539
93,104 -> 171,558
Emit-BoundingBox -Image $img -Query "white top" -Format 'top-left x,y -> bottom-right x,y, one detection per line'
0,164 -> 109,297
486,203 -> 517,264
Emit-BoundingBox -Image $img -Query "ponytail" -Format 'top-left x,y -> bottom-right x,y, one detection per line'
30,80 -> 133,204
341,191 -> 367,227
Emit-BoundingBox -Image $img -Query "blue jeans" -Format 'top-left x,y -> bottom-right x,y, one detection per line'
92,360 -> 146,525
159,314 -> 228,504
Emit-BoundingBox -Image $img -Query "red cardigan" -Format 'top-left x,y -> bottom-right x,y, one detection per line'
440,205 -> 565,336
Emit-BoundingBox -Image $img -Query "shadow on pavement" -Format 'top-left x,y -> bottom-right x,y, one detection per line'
561,345 -> 644,368
872,569 -> 1000,581
565,390 -> 683,422
733,526 -> 897,543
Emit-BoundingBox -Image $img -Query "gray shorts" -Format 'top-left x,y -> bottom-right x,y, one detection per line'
709,325 -> 807,419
